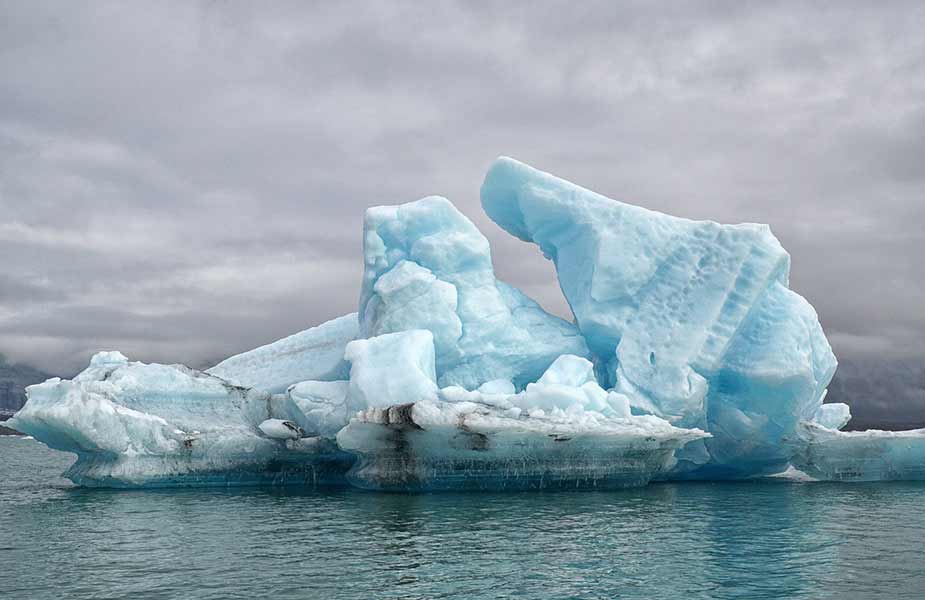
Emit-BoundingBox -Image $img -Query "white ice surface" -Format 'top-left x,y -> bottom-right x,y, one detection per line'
207,313 -> 358,394
344,330 -> 439,409
811,403 -> 852,431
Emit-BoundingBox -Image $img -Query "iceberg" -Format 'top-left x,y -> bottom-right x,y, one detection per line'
8,352 -> 352,487
12,156 -> 925,489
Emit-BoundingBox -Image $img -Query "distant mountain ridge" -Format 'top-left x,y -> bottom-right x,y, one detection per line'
0,354 -> 52,417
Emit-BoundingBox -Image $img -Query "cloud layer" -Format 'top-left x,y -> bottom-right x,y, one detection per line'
1,1 -> 923,377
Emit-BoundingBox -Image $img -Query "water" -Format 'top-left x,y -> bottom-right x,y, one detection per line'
2,436 -> 924,599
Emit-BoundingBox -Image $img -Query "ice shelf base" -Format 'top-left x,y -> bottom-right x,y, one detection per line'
337,401 -> 708,491
792,423 -> 925,482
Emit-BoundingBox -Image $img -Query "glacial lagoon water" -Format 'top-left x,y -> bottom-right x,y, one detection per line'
2,436 -> 924,600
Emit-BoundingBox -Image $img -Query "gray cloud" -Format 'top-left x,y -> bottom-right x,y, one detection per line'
0,0 -> 923,388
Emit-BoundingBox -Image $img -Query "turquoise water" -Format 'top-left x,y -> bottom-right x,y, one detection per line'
2,436 -> 924,599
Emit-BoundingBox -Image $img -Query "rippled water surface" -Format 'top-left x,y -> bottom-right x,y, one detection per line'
2,436 -> 924,599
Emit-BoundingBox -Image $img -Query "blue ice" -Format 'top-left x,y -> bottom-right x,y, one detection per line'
482,157 -> 838,478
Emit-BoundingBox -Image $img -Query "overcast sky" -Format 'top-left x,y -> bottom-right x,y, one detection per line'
1,1 -> 923,376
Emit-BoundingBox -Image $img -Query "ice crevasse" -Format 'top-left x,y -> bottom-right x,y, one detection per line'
11,157 -> 925,489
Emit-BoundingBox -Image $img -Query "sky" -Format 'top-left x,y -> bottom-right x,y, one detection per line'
0,1 -> 923,378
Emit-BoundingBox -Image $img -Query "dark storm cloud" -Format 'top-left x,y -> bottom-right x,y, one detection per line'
0,0 -> 923,381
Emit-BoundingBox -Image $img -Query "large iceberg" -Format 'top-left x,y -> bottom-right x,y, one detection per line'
11,156 -> 925,489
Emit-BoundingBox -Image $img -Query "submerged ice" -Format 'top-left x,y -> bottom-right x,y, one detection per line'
11,157 -> 925,489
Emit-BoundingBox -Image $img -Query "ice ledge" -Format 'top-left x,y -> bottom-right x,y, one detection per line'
337,399 -> 708,491
791,422 -> 925,482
